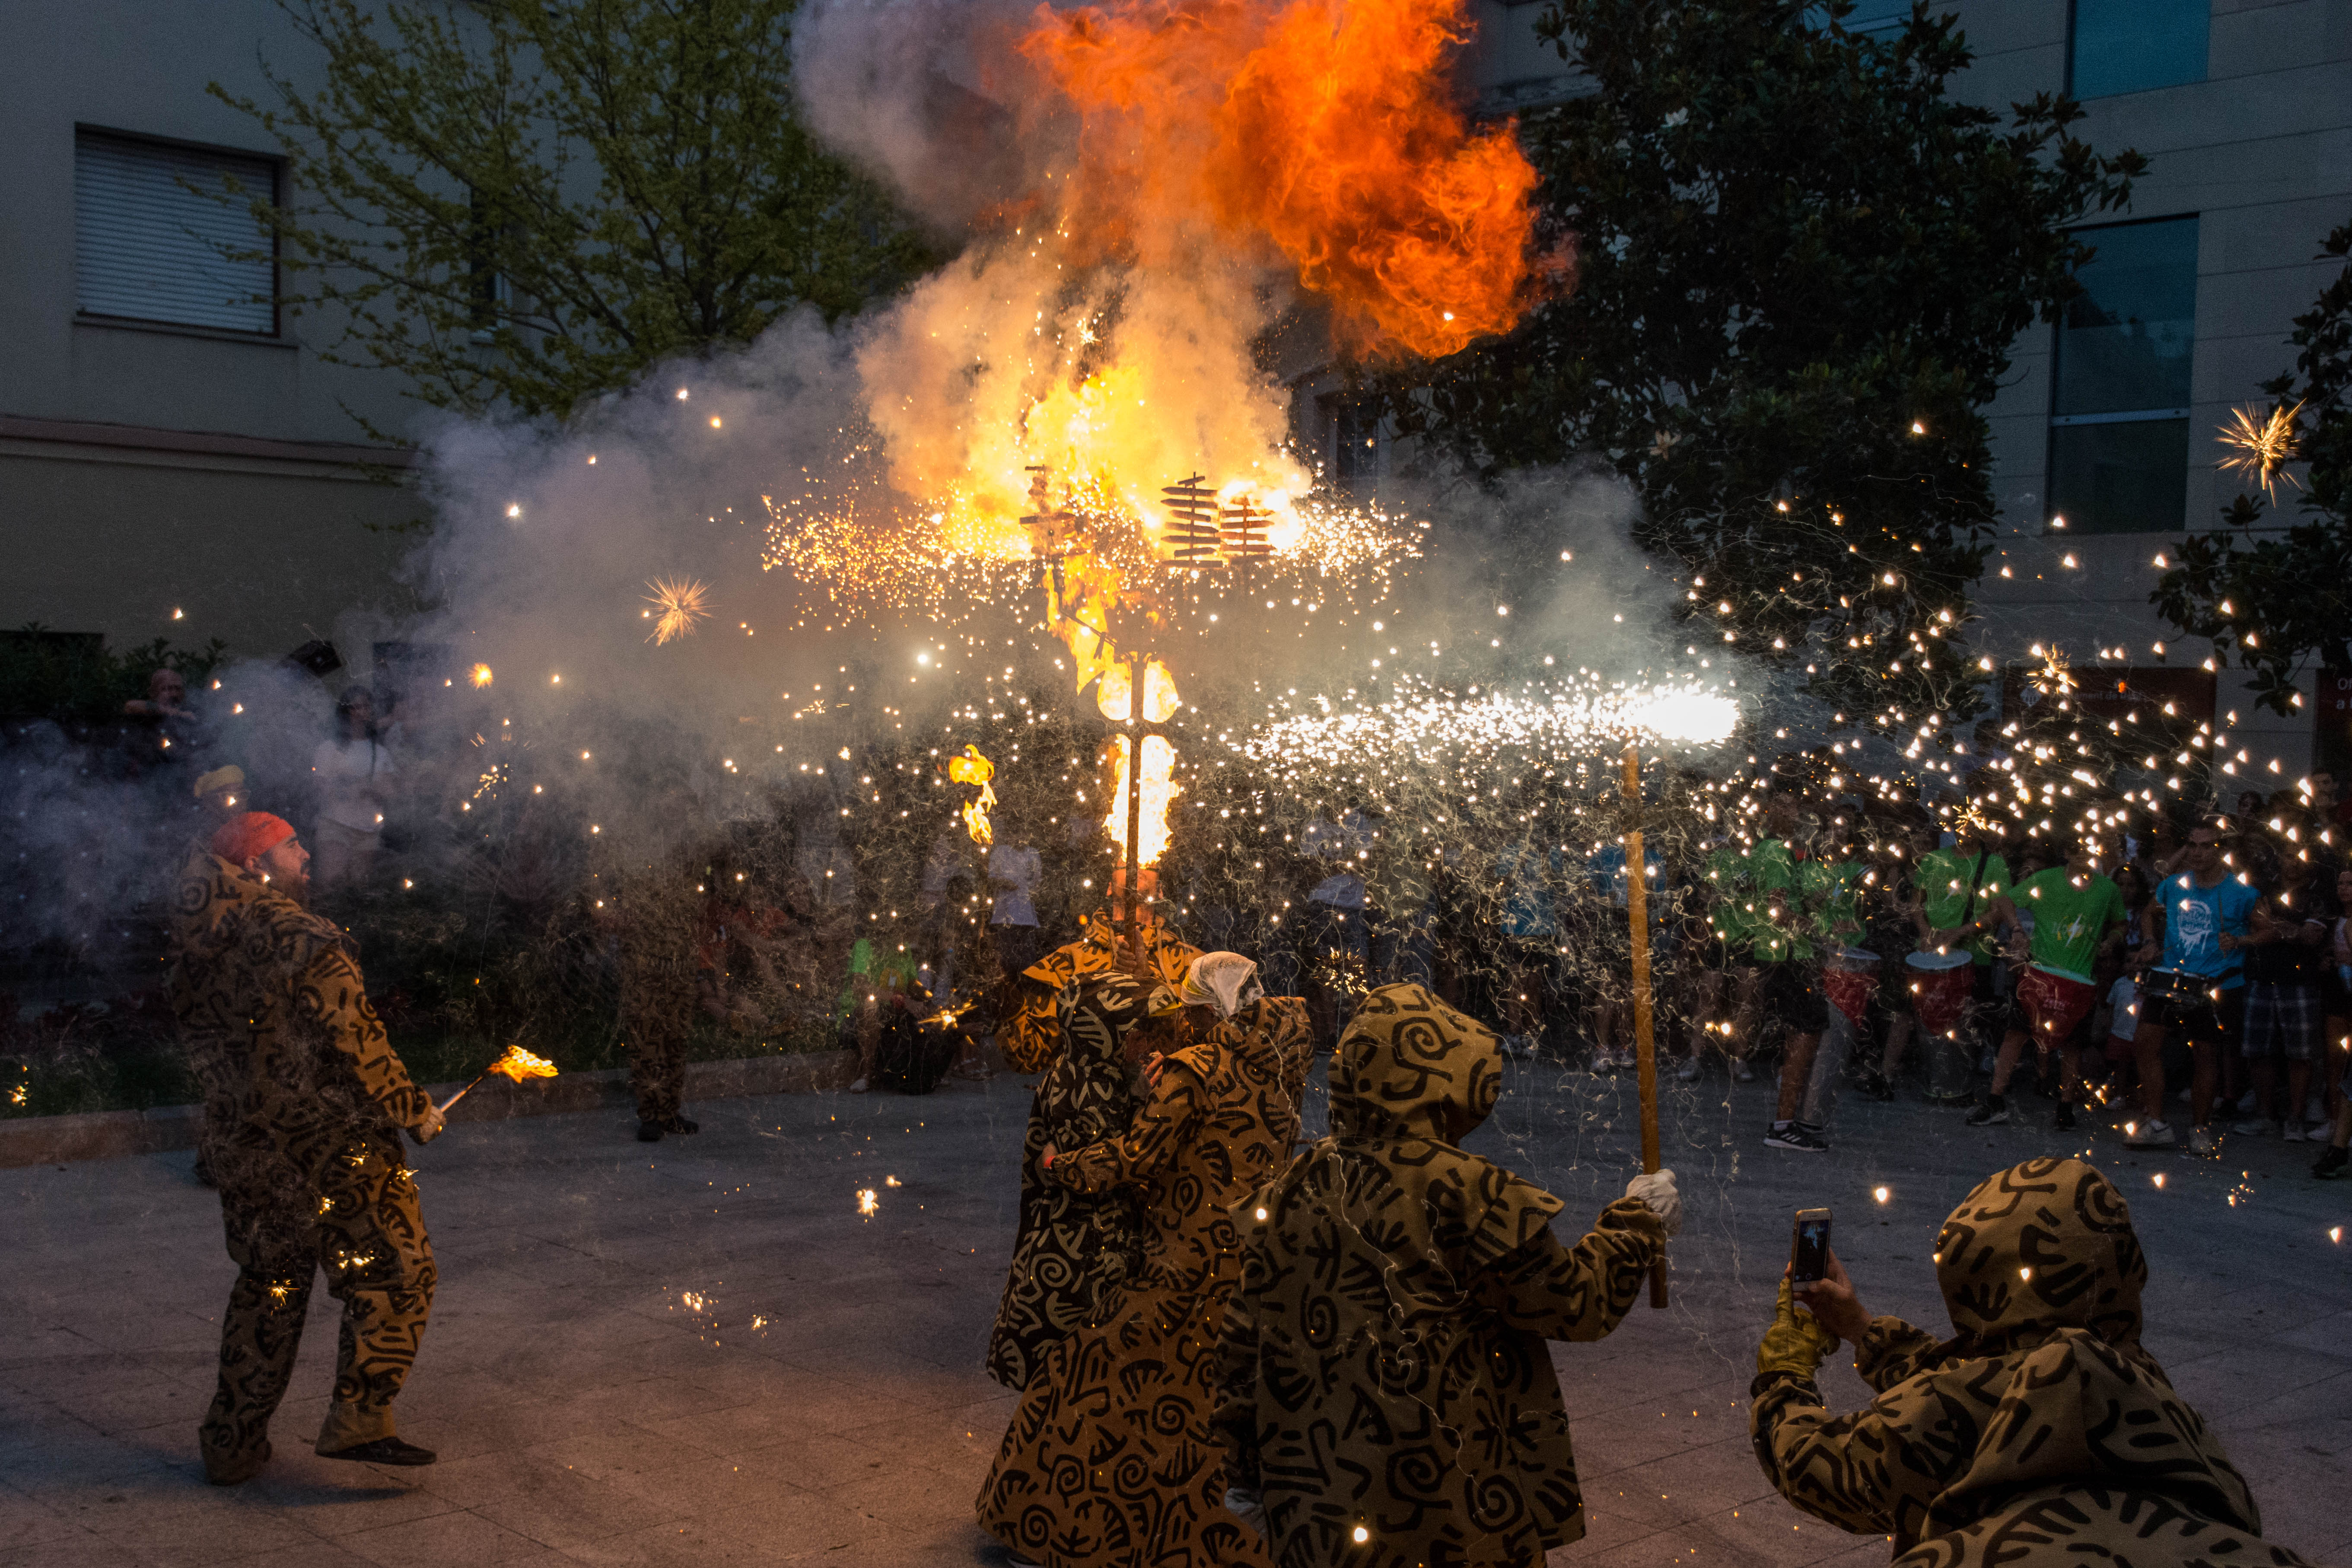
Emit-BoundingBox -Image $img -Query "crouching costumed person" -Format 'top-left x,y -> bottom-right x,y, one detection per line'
1213,982 -> 1679,1568
979,953 -> 1312,1568
1751,1155 -> 2316,1566
186,813 -> 446,1483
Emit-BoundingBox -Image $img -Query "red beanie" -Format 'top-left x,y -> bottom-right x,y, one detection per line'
213,812 -> 296,867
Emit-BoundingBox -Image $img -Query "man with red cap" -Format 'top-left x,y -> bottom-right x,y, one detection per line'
179,811 -> 446,1484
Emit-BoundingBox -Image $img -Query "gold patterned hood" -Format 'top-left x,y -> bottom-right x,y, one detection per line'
1932,1157 -> 2145,1358
1329,982 -> 1505,1145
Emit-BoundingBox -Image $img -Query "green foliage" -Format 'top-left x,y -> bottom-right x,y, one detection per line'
2155,219 -> 2352,716
213,0 -> 942,425
0,629 -> 226,723
1365,0 -> 2141,728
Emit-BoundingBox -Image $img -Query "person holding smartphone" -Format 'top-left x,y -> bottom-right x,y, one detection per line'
1749,1157 -> 2312,1564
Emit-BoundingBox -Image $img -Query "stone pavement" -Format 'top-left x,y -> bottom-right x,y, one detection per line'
4,1058 -> 2349,1568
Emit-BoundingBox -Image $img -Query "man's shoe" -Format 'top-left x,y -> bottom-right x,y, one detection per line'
2123,1118 -> 2174,1149
2232,1117 -> 2276,1137
2053,1101 -> 2077,1132
320,1436 -> 436,1467
2314,1145 -> 2349,1179
848,1077 -> 870,1093
1763,1122 -> 1828,1152
1675,1058 -> 1702,1083
1732,1060 -> 1757,1083
637,1120 -> 664,1142
2187,1126 -> 2219,1156
2282,1120 -> 2308,1143
1859,1073 -> 1894,1102
1966,1094 -> 2009,1127
657,1115 -> 700,1135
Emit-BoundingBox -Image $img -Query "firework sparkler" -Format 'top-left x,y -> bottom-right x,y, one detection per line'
2217,402 -> 2302,502
643,576 -> 713,644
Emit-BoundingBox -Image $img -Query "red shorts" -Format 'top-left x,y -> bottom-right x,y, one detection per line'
2012,966 -> 2097,1044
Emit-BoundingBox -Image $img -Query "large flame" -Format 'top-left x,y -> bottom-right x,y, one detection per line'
1018,0 -> 1538,357
1107,733 -> 1181,866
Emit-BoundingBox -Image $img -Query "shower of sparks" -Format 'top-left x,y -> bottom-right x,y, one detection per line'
470,663 -> 494,688
644,576 -> 713,645
2217,402 -> 2302,501
857,1188 -> 880,1218
1233,674 -> 1739,786
681,1291 -> 706,1312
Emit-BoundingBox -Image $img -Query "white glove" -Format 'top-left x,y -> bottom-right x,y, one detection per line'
1223,1488 -> 1268,1539
411,1105 -> 447,1146
1626,1168 -> 1682,1237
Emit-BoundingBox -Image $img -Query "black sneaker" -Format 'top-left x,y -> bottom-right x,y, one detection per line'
1859,1073 -> 1894,1103
1966,1094 -> 2009,1127
657,1115 -> 700,1135
637,1120 -> 664,1143
320,1435 -> 436,1466
2316,1145 -> 2350,1180
1763,1122 -> 1828,1152
2054,1101 -> 2077,1131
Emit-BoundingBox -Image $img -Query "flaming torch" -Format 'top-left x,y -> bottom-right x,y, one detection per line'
437,1043 -> 559,1116
946,744 -> 997,847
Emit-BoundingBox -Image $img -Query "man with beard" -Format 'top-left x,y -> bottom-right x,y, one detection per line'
187,812 -> 444,1483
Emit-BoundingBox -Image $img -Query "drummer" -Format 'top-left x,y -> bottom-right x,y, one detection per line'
2126,816 -> 2260,1155
1938,834 -> 2128,1132
1915,808 -> 2012,1056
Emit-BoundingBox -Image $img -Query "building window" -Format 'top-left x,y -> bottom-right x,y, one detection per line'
1807,0 -> 1911,36
2048,216 -> 2197,535
75,129 -> 278,334
2068,0 -> 2206,99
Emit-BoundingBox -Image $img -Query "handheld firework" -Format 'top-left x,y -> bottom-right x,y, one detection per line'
438,1043 -> 558,1116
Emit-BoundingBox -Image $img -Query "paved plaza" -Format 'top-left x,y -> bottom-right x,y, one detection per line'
4,1059 -> 2349,1568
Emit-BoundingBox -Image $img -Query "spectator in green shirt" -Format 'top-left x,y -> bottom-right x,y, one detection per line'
1939,836 -> 2125,1130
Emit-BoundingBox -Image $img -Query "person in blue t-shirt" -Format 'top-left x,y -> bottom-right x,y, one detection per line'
2127,816 -> 2263,1155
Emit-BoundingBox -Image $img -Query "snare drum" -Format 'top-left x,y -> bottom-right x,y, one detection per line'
1821,947 -> 1881,1031
2137,967 -> 2221,1025
1905,949 -> 1974,1038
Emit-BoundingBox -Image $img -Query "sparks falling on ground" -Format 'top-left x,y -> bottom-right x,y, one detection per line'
643,576 -> 713,645
2217,401 -> 2303,501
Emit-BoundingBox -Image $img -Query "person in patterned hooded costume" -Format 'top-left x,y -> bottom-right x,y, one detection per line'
1000,903 -> 1200,1074
1752,1155 -> 2316,1567
986,971 -> 1160,1390
978,956 -> 1315,1568
184,814 -> 446,1483
1211,982 -> 1680,1568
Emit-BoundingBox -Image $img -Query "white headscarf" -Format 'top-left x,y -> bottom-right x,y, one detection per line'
1178,952 -> 1264,1019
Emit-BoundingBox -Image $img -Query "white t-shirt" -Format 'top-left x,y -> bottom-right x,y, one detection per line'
988,844 -> 1042,927
312,737 -> 397,833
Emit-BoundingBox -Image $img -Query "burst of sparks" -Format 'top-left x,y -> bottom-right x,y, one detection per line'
644,576 -> 713,644
471,663 -> 494,687
2217,401 -> 2302,501
857,1188 -> 880,1218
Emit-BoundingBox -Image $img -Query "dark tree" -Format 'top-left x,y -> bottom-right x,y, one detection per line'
2155,219 -> 2352,717
1368,0 -> 2142,727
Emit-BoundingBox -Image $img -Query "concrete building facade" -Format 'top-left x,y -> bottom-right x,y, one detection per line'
0,0 -> 426,669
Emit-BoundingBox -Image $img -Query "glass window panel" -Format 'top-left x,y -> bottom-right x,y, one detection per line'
2069,0 -> 2206,99
2049,419 -> 2190,535
2055,218 -> 2197,416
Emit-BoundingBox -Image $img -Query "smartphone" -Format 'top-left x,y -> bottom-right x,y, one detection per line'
1790,1208 -> 1833,1285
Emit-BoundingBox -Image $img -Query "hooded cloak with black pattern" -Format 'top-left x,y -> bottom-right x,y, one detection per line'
978,992 -> 1314,1567
1001,908 -> 1200,1074
1212,983 -> 1666,1568
985,971 -> 1158,1390
1751,1155 -> 2317,1567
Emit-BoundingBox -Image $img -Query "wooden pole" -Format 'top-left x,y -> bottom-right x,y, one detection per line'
1124,649 -> 1145,967
1622,743 -> 1669,1309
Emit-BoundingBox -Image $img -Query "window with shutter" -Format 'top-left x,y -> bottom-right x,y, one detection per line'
75,129 -> 279,335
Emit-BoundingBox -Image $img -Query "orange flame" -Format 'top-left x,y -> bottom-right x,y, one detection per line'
1107,733 -> 1181,867
1018,0 -> 1539,356
489,1044 -> 557,1083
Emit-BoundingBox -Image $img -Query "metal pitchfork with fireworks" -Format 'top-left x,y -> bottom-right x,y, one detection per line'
437,1043 -> 559,1116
